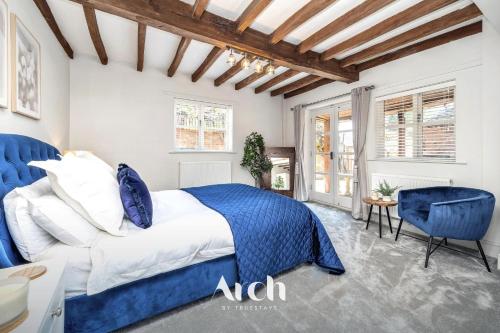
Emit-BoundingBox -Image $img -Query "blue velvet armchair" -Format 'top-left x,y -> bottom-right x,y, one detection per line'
395,187 -> 495,271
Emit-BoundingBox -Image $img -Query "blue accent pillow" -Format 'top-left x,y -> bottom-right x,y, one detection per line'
117,164 -> 153,229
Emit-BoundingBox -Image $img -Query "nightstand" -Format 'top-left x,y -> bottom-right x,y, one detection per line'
0,259 -> 66,333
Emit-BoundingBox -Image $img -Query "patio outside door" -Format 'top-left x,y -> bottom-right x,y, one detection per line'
309,102 -> 354,209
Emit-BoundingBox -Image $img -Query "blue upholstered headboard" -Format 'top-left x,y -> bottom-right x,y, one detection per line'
0,134 -> 60,268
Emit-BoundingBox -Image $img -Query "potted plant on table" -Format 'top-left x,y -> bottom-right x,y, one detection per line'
240,132 -> 273,187
375,180 -> 400,202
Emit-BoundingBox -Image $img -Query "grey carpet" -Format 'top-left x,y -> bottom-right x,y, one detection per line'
121,203 -> 500,333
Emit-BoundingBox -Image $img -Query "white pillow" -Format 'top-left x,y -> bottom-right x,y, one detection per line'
64,151 -> 114,175
29,156 -> 126,236
3,178 -> 57,261
28,193 -> 100,247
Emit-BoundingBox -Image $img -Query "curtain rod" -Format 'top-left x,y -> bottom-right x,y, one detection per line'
290,85 -> 375,111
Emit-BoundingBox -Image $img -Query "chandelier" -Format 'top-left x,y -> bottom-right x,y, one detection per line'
226,48 -> 275,76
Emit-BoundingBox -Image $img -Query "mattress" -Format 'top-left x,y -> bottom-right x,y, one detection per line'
36,190 -> 235,297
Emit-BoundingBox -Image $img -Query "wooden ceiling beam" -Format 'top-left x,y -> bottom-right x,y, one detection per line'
168,37 -> 191,77
321,0 -> 457,61
214,55 -> 257,87
357,21 -> 482,72
83,4 -> 108,65
70,0 -> 357,82
33,0 -> 74,58
192,46 -> 225,82
137,23 -> 146,71
236,0 -> 272,33
270,0 -> 337,45
298,0 -> 395,54
254,69 -> 300,94
235,65 -> 273,90
340,4 -> 482,67
270,75 -> 323,97
284,78 -> 334,99
192,0 -> 209,19
168,0 -> 208,77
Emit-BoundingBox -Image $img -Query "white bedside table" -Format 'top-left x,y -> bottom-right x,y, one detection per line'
0,259 -> 66,333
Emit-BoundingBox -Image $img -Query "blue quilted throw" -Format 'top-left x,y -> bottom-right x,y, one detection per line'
183,184 -> 345,292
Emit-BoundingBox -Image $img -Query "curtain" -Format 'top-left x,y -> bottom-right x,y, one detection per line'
351,87 -> 371,220
293,104 -> 308,201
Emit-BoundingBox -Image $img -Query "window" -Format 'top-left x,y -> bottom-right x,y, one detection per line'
174,98 -> 233,152
375,82 -> 456,162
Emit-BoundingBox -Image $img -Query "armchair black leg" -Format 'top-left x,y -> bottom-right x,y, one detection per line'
476,241 -> 491,272
425,236 -> 433,268
366,205 -> 373,230
395,219 -> 403,241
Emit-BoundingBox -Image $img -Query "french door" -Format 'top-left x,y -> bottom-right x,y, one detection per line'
309,102 -> 354,209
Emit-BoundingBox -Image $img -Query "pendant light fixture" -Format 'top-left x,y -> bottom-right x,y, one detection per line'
226,49 -> 236,66
241,53 -> 251,69
265,62 -> 275,76
254,58 -> 264,74
226,48 -> 275,76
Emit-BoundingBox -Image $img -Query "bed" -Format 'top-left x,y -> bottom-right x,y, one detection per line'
0,134 -> 344,332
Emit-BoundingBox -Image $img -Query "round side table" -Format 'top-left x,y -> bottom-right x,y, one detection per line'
362,198 -> 398,238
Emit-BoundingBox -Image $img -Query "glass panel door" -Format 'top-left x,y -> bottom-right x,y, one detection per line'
336,107 -> 353,208
310,107 -> 334,203
309,102 -> 353,209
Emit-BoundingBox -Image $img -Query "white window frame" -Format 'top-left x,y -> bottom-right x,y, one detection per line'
174,98 -> 233,153
375,81 -> 456,163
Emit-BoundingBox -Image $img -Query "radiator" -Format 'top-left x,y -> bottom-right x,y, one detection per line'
179,161 -> 231,188
370,173 -> 453,218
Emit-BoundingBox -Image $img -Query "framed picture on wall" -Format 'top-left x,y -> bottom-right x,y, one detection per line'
10,13 -> 41,119
0,0 -> 8,109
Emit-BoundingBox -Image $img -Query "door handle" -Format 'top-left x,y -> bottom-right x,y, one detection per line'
330,152 -> 334,160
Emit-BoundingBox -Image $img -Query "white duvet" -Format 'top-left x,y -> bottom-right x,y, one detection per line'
40,190 -> 235,296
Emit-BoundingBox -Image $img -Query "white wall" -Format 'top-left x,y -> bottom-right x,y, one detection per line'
0,0 -> 70,151
69,57 -> 283,190
283,20 -> 500,257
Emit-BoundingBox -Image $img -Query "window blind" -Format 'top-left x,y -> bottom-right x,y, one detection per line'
375,82 -> 456,162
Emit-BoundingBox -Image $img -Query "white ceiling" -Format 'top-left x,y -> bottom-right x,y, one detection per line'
47,0 -> 477,92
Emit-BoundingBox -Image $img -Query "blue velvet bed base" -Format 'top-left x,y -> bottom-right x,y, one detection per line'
65,255 -> 237,333
0,134 -> 239,333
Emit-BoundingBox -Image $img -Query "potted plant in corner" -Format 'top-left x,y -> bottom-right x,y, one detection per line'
375,180 -> 400,202
240,132 -> 273,187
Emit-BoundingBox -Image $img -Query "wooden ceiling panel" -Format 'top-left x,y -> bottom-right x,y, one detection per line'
214,55 -> 257,86
137,23 -> 146,71
33,0 -> 74,58
284,78 -> 334,98
236,0 -> 272,33
340,4 -> 482,67
356,21 -> 482,72
321,0 -> 458,61
83,4 -> 108,65
168,0 -> 209,77
192,0 -> 209,19
270,75 -> 323,96
168,37 -> 191,77
254,69 -> 300,94
70,0 -> 358,82
192,46 -> 225,82
298,0 -> 395,54
269,0 -> 338,45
